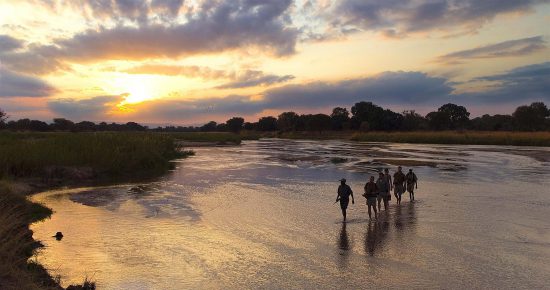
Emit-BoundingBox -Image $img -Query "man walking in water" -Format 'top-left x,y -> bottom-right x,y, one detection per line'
336,178 -> 354,222
406,169 -> 418,201
376,172 -> 390,211
393,166 -> 406,205
363,176 -> 378,220
384,168 -> 393,201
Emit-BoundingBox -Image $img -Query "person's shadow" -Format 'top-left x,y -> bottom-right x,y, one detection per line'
364,220 -> 390,257
337,222 -> 351,269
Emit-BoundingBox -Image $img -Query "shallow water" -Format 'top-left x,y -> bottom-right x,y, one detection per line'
31,139 -> 550,289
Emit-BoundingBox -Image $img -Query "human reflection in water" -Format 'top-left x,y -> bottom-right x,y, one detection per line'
364,220 -> 391,257
337,223 -> 351,269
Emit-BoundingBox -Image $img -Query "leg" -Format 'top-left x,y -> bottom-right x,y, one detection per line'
411,190 -> 414,201
341,208 -> 346,221
368,206 -> 372,219
377,197 -> 381,211
383,197 -> 389,211
373,205 -> 378,219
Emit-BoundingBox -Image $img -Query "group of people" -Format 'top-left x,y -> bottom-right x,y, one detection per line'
335,166 -> 418,221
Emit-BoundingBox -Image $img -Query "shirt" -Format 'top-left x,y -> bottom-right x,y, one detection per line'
364,182 -> 378,198
406,172 -> 417,184
376,178 -> 389,193
394,171 -> 406,185
338,184 -> 353,200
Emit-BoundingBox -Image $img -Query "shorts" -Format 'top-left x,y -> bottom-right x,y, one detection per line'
377,192 -> 389,202
407,183 -> 414,192
340,199 -> 349,209
394,185 -> 404,196
367,196 -> 377,206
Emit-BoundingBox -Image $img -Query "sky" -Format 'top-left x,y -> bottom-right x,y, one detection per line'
0,0 -> 549,125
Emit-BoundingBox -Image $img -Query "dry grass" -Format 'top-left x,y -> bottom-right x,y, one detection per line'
351,131 -> 550,146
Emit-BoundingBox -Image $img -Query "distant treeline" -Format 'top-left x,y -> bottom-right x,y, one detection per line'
1,101 -> 549,133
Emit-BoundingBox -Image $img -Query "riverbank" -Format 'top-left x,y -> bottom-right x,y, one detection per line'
0,132 -> 193,290
240,130 -> 550,146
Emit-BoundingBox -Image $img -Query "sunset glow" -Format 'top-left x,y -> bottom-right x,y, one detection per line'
0,0 -> 548,124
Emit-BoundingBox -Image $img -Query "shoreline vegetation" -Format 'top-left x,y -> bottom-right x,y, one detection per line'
0,132 -> 196,290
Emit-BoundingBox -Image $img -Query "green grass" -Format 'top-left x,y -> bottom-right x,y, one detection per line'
350,131 -> 550,146
0,132 -> 191,180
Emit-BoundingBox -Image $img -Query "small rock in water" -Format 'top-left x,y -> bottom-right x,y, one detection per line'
54,232 -> 63,240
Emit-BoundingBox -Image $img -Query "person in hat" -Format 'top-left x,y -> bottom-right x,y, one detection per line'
336,178 -> 354,221
393,166 -> 406,205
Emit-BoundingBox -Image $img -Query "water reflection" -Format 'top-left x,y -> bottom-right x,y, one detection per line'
337,223 -> 351,269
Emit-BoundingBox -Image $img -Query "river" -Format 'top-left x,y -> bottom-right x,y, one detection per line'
31,139 -> 550,289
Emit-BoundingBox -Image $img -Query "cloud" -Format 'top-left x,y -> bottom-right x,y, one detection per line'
467,62 -> 550,102
437,36 -> 547,64
0,68 -> 57,97
0,35 -> 23,51
216,70 -> 295,89
4,0 -> 298,74
43,63 -> 550,122
123,64 -> 229,79
48,95 -> 123,120
261,71 -> 454,108
333,0 -> 550,36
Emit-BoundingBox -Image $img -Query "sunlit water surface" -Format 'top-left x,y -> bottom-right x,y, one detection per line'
31,139 -> 550,289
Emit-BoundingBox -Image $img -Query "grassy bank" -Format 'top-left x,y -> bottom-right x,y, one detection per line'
0,132 -> 192,289
240,130 -> 550,146
350,131 -> 550,146
0,132 -> 192,180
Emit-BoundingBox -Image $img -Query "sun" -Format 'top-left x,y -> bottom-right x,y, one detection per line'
110,75 -> 158,106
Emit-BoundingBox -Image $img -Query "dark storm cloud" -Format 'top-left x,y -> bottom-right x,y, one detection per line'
334,0 -> 550,35
467,62 -> 550,102
262,71 -> 454,108
0,35 -> 23,51
0,68 -> 56,97
48,95 -> 122,120
216,70 -> 295,89
437,36 -> 547,64
6,0 -> 297,74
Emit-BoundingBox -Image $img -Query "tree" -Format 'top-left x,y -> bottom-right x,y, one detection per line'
0,108 -> 7,124
52,118 -> 74,131
330,107 -> 350,130
350,101 -> 386,130
513,102 -> 549,131
303,114 -> 332,132
277,112 -> 300,131
243,122 -> 255,130
257,116 -> 278,131
438,103 -> 470,129
226,117 -> 244,132
401,110 -> 427,131
200,121 -> 217,132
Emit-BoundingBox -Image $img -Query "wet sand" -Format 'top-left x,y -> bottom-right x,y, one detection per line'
31,139 -> 550,289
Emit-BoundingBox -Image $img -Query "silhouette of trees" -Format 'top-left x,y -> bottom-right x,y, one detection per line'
513,102 -> 549,131
257,116 -> 278,131
1,101 -> 548,133
277,112 -> 300,132
302,114 -> 332,132
226,117 -> 244,132
330,107 -> 350,130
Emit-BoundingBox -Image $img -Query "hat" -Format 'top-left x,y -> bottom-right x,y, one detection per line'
339,178 -> 346,182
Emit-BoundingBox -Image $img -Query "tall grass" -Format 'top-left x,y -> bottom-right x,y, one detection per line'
0,132 -> 190,179
162,132 -> 243,143
350,131 -> 550,146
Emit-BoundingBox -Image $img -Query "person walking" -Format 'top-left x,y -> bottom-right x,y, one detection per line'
336,178 -> 354,222
376,172 -> 390,211
384,168 -> 393,201
363,176 -> 378,220
393,166 -> 406,205
406,169 -> 418,201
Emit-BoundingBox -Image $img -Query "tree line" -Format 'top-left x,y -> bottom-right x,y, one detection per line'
1,101 -> 549,133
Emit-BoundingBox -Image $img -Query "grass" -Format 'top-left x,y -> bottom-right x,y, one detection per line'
162,132 -> 243,144
0,132 -> 192,180
350,131 -> 550,146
